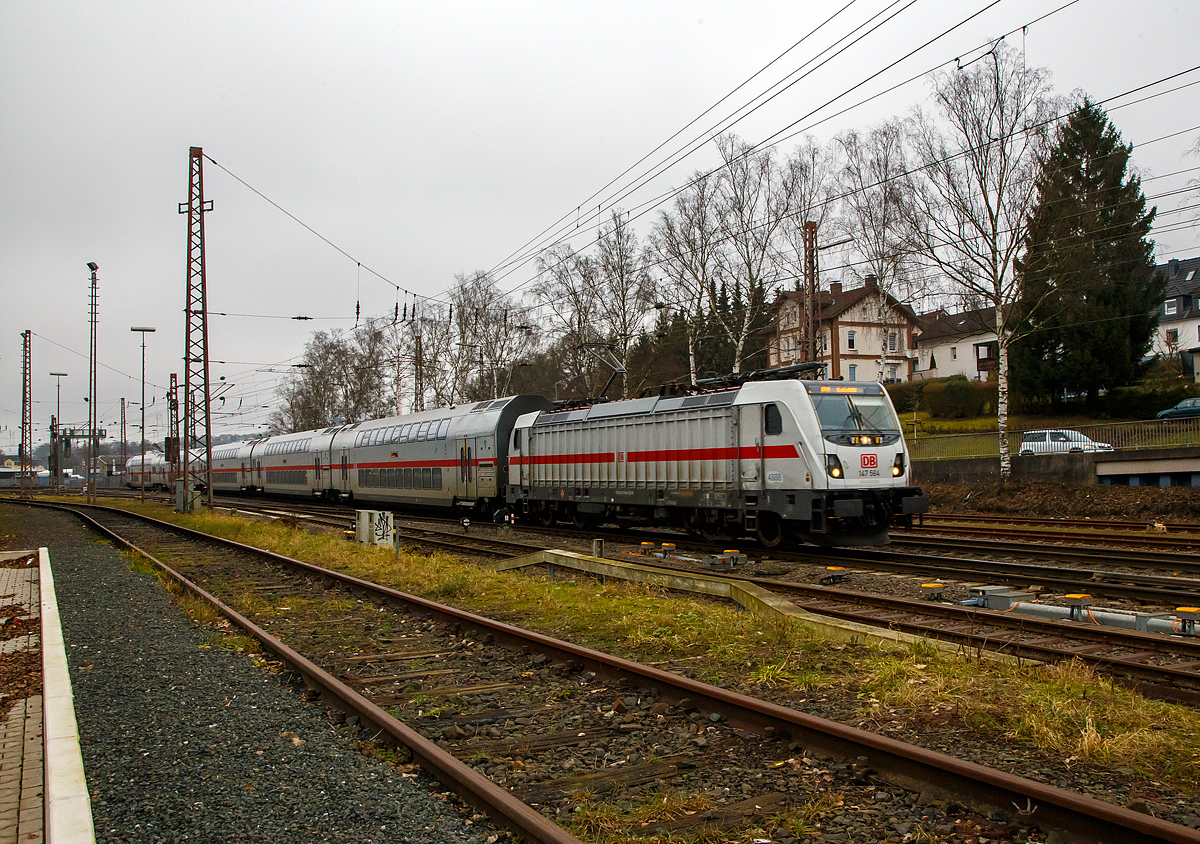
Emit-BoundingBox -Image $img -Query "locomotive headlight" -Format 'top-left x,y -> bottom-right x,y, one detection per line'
892,452 -> 906,477
826,454 -> 844,479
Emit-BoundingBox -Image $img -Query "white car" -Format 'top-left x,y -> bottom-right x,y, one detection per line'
1018,429 -> 1113,455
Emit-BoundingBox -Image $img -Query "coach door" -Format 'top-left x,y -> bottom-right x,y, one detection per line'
240,460 -> 249,489
736,404 -> 763,492
457,437 -> 477,501
339,449 -> 351,495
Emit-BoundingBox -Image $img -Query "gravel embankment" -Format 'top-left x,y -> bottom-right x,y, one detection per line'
2,503 -> 500,844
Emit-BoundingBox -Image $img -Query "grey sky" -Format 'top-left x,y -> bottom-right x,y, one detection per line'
3,0 -> 1198,451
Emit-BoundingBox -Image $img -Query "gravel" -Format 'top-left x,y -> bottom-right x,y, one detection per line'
3,504 -> 500,844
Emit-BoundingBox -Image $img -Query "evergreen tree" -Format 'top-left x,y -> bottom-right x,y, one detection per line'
1011,99 -> 1163,408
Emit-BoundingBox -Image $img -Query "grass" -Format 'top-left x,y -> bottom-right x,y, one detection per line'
857,643 -> 1200,785
566,790 -> 829,843
87,498 -> 1200,794
902,410 -> 1124,437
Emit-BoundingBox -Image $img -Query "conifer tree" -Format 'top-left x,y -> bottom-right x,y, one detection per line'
1011,99 -> 1163,409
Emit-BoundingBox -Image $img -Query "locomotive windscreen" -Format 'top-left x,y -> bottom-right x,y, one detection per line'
808,392 -> 900,435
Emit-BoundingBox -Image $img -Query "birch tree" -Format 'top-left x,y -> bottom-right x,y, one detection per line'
648,171 -> 724,386
533,244 -> 607,397
835,120 -> 918,377
713,135 -> 797,374
905,44 -> 1057,476
594,210 -> 656,398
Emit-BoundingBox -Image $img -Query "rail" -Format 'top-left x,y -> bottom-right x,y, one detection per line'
908,417 -> 1200,461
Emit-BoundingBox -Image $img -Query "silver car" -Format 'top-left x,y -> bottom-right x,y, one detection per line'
1018,429 -> 1113,455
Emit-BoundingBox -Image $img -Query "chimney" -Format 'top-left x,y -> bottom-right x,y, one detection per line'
865,274 -> 879,290
829,281 -> 842,297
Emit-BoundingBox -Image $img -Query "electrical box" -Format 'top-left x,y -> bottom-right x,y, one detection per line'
355,510 -> 394,547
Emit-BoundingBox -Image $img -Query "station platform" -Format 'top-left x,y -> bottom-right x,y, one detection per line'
0,549 -> 93,844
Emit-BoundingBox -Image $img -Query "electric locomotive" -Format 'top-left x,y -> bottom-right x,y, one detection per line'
506,371 -> 926,546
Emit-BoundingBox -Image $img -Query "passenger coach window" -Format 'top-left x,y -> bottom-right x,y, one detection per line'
764,404 -> 782,436
437,419 -> 451,439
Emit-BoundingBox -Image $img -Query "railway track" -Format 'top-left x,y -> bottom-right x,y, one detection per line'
901,522 -> 1200,552
30,500 -> 1200,844
919,512 -> 1200,534
212,497 -> 1200,609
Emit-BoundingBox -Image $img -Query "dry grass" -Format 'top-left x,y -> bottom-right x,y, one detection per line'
110,501 -> 1200,792
565,789 -> 825,843
858,644 -> 1200,787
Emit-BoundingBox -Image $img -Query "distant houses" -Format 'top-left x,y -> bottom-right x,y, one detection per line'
1154,256 -> 1200,381
762,255 -> 1197,385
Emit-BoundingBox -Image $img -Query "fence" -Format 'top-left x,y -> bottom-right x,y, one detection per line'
908,417 -> 1200,461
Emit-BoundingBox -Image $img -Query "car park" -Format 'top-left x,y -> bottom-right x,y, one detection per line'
1156,398 -> 1200,420
1018,429 -> 1113,455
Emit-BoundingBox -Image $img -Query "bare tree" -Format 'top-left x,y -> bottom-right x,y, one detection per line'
649,171 -> 724,385
595,210 -> 656,398
777,135 -> 839,288
905,43 -> 1057,476
450,271 -> 538,401
394,303 -> 456,411
713,135 -> 798,374
834,120 -> 920,377
269,318 -> 391,432
533,244 -> 607,397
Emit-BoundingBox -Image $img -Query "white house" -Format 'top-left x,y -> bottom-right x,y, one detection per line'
1152,256 -> 1200,381
911,307 -> 998,381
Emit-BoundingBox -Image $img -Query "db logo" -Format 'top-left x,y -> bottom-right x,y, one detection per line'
861,454 -> 878,469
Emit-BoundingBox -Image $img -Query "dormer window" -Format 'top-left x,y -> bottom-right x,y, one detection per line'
1165,300 -> 1178,316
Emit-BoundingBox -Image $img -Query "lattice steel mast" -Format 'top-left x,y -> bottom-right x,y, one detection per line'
168,372 -> 180,488
86,262 -> 99,503
19,330 -> 32,498
179,147 -> 214,509
802,221 -> 819,363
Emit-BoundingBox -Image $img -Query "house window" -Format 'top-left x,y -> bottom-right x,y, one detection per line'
1167,328 -> 1180,345
848,364 -> 858,380
888,332 -> 897,352
1165,300 -> 1178,316
977,345 -> 989,360
847,330 -> 856,351
951,346 -> 957,360
888,365 -> 898,381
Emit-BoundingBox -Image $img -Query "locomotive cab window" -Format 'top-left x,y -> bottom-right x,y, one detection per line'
808,389 -> 901,444
764,404 -> 783,436
513,429 -> 522,451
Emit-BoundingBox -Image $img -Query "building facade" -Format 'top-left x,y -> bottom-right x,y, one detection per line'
764,277 -> 920,382
1153,256 -> 1200,381
911,307 -> 999,381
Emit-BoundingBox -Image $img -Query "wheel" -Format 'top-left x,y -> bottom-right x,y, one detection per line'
538,507 -> 556,527
755,512 -> 788,550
